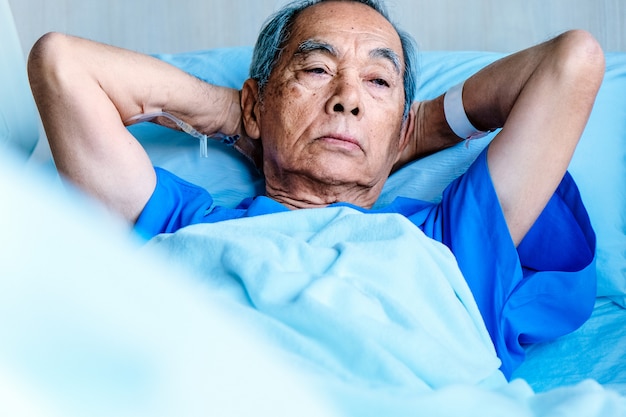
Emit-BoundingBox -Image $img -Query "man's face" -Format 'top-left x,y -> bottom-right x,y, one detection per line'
245,1 -> 410,207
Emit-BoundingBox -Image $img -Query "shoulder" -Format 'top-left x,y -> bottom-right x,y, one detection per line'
134,168 -> 214,239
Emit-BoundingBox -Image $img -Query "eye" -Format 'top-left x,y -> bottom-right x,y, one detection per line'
370,78 -> 390,88
305,67 -> 327,75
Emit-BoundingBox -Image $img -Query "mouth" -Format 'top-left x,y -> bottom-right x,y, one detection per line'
316,133 -> 363,152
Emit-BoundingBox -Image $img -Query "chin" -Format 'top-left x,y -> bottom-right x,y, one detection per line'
271,156 -> 387,189
308,161 -> 367,184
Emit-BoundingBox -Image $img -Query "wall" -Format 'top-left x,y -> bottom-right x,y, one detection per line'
9,0 -> 626,57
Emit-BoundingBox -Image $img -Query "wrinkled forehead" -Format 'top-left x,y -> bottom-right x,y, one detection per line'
285,1 -> 404,65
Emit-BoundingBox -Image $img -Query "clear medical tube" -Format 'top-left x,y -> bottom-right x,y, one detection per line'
124,111 -> 239,157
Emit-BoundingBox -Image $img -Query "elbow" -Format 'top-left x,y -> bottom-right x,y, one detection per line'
27,32 -> 76,99
28,31 -> 72,70
554,30 -> 605,95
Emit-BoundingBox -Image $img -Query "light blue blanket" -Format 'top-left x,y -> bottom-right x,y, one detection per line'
1,150 -> 625,416
147,207 -> 504,391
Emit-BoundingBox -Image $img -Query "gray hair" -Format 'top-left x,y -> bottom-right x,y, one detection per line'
249,0 -> 419,120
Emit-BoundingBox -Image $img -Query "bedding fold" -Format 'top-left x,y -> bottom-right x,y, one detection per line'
147,206 -> 505,390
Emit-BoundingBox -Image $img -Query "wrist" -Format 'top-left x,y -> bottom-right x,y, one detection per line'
162,82 -> 240,137
443,81 -> 492,140
214,87 -> 243,137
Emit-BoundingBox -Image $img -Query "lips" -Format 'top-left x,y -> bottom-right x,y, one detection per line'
316,133 -> 363,151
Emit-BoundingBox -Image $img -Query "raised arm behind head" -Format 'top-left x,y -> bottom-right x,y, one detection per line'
405,30 -> 605,245
27,32 -> 243,223
477,30 -> 604,245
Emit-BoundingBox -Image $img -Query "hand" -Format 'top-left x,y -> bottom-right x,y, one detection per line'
392,100 -> 462,171
150,87 -> 264,171
216,89 -> 263,171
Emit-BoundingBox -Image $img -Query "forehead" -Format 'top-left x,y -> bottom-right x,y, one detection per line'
287,1 -> 403,61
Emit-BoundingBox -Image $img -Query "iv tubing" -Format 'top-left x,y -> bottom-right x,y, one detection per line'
124,111 -> 239,157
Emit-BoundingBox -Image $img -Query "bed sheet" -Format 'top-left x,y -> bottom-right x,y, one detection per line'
513,298 -> 626,395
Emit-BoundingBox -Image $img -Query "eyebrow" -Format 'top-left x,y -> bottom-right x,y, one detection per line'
296,39 -> 337,57
370,47 -> 401,75
295,39 -> 401,74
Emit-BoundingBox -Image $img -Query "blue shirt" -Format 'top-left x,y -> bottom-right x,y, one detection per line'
136,149 -> 596,378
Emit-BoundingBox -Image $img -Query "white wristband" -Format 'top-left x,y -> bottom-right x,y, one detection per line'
443,81 -> 490,140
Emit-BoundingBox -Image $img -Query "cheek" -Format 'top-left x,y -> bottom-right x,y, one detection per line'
371,120 -> 405,165
266,78 -> 307,105
262,82 -> 318,139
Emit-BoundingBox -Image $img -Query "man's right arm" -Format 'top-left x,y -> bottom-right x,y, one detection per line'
28,33 -> 243,223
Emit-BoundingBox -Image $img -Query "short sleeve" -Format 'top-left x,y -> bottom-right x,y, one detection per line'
437,148 -> 597,378
134,167 -> 215,240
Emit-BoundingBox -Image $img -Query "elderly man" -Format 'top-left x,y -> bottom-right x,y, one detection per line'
28,0 -> 603,378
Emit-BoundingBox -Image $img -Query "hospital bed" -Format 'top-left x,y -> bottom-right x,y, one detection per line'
1,1 -> 625,416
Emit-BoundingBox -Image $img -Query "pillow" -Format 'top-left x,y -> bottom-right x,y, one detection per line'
132,47 -> 625,305
567,53 -> 626,305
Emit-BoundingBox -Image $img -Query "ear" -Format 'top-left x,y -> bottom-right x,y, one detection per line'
241,78 -> 262,140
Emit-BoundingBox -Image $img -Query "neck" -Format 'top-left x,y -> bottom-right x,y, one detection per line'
264,174 -> 383,210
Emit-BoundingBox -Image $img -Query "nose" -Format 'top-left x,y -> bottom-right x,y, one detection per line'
326,73 -> 362,118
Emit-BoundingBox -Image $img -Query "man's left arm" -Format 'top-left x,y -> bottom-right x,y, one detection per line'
402,30 -> 605,246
